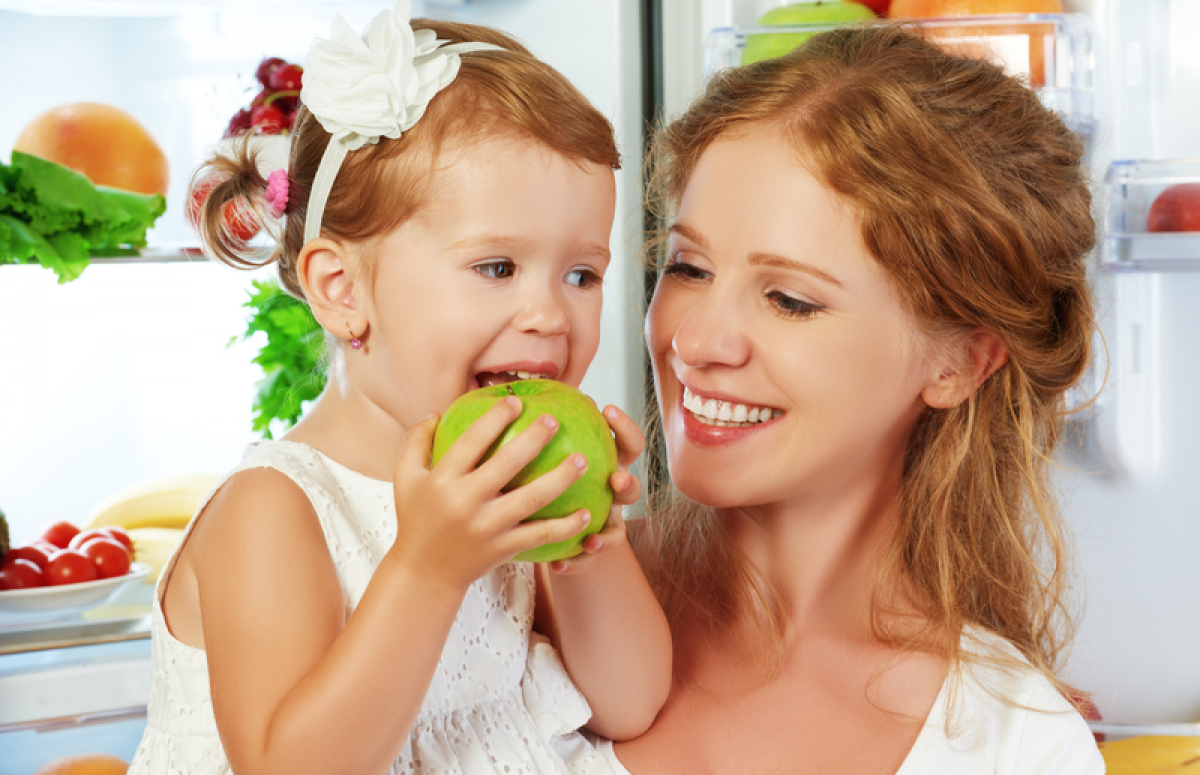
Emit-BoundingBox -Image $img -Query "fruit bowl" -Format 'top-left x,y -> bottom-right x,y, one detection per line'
0,562 -> 149,627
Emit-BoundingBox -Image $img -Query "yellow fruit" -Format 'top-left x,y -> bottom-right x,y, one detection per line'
33,753 -> 128,775
128,527 -> 186,584
1100,736 -> 1200,774
14,102 -> 169,195
84,474 -> 220,532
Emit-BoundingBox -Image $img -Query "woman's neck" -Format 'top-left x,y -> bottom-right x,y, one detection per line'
284,371 -> 405,482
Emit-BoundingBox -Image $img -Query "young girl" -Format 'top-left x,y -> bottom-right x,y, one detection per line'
128,4 -> 670,774
604,24 -> 1102,775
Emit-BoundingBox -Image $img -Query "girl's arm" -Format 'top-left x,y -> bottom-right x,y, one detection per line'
534,405 -> 673,741
194,399 -> 593,775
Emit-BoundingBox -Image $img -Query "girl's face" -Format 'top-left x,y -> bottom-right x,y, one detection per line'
352,137 -> 616,430
646,127 -> 939,513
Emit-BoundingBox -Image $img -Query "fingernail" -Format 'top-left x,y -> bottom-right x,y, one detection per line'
541,414 -> 558,430
572,454 -> 587,471
505,396 -> 521,410
603,406 -> 617,420
424,411 -> 438,421
580,509 -> 591,525
553,561 -> 569,573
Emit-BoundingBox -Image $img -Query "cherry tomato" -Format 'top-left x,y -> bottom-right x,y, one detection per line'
2,544 -> 54,572
40,521 -> 81,549
45,549 -> 98,586
0,559 -> 46,590
81,537 -> 131,579
100,526 -> 135,557
68,528 -> 112,552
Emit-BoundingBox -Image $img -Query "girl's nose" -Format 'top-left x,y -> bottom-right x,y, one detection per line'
514,286 -> 570,337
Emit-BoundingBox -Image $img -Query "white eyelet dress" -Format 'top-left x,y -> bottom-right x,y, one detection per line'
128,439 -> 612,775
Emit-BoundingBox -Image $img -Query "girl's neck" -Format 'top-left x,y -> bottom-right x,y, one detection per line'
284,373 -> 405,482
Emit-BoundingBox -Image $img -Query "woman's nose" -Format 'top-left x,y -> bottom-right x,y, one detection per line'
670,292 -> 751,370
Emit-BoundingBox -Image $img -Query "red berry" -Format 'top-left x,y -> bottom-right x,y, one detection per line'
267,63 -> 303,91
250,104 -> 286,135
255,57 -> 287,87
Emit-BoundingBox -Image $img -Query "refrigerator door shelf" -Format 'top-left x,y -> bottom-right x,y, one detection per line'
1104,158 -> 1200,272
706,13 -> 1096,142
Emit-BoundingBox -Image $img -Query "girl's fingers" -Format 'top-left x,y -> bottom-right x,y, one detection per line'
473,413 -> 562,494
610,470 -> 642,506
603,405 -> 645,470
505,508 -> 592,559
490,452 -> 587,529
435,396 -> 523,474
395,413 -> 440,477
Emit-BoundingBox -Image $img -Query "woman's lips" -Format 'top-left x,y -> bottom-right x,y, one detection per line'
676,384 -> 783,447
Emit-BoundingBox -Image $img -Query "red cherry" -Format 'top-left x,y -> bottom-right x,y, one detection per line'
224,108 -> 253,138
267,63 -> 303,91
187,177 -> 261,243
250,104 -> 286,135
255,57 -> 287,87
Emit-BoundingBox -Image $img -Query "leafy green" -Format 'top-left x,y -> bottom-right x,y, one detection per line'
233,279 -> 327,437
0,151 -> 166,283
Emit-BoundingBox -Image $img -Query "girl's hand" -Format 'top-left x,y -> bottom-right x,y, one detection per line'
549,404 -> 644,575
391,396 -> 592,591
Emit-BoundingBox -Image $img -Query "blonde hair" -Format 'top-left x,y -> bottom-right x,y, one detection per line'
193,19 -> 620,297
638,24 -> 1097,703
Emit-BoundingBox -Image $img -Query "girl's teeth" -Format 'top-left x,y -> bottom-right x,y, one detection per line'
682,386 -> 780,426
506,371 -> 550,380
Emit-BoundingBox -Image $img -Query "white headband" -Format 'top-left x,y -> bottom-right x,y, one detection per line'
299,0 -> 502,244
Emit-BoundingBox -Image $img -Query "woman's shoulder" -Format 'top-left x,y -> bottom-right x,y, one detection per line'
902,627 -> 1103,774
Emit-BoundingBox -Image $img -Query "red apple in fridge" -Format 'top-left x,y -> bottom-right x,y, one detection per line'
1147,182 -> 1200,232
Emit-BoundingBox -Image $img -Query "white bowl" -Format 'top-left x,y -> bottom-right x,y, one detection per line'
0,563 -> 149,625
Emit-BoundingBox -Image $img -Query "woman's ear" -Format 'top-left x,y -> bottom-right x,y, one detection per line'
921,328 -> 1008,409
296,238 -> 367,344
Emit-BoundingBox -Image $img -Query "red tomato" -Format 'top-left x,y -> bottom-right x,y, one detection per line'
40,521 -> 81,549
81,537 -> 131,579
100,526 -> 135,557
2,544 -> 54,572
68,528 -> 113,552
45,548 -> 98,586
0,558 -> 46,590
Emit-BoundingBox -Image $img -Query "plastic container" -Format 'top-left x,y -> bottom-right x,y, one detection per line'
1103,158 -> 1200,272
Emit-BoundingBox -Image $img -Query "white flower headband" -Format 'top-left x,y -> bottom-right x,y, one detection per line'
299,0 -> 502,244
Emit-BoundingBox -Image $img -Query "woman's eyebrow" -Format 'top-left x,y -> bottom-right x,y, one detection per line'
748,251 -> 844,289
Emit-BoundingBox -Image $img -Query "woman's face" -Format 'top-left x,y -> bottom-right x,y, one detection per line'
646,127 -> 939,513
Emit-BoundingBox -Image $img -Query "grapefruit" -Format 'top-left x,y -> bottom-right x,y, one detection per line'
33,753 -> 128,775
14,102 -> 169,195
888,0 -> 1064,86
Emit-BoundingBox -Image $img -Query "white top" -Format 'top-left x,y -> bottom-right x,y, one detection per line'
593,629 -> 1104,775
128,439 -> 610,775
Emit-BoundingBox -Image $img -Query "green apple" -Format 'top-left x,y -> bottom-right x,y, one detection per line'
741,1 -> 877,65
431,379 -> 618,563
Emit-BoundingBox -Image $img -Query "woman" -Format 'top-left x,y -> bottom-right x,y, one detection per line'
604,24 -> 1102,774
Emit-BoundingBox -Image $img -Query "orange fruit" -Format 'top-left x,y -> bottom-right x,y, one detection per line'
888,0 -> 1064,86
14,102 -> 169,195
32,753 -> 128,775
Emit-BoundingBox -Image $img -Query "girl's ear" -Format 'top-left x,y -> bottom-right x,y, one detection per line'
921,328 -> 1009,409
296,238 -> 367,344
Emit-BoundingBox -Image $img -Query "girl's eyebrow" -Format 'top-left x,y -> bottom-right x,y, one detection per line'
447,233 -> 612,262
669,222 -> 844,288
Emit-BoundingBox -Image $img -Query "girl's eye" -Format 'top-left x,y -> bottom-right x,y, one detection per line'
662,256 -> 711,282
766,290 -> 823,320
474,260 -> 515,280
566,267 -> 602,288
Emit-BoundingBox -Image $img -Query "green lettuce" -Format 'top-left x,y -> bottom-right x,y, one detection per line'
0,151 -> 167,283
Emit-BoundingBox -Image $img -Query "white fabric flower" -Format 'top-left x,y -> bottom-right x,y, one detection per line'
299,0 -> 502,243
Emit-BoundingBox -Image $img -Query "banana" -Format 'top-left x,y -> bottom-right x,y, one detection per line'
84,473 -> 221,531
1101,736 -> 1200,773
128,526 -> 186,584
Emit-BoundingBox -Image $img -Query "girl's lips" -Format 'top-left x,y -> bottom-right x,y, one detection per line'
470,362 -> 561,390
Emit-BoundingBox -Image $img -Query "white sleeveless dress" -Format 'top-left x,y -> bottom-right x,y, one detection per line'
127,439 -> 611,775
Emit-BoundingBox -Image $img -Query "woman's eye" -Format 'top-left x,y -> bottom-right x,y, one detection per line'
474,260 -> 515,280
767,290 -> 823,320
566,267 -> 602,288
662,257 -> 711,282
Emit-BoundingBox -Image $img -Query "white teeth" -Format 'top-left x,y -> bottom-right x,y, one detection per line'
681,386 -> 780,427
505,371 -> 550,380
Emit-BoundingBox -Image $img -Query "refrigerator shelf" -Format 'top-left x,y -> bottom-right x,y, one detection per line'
706,13 -> 1096,141
1103,158 -> 1200,272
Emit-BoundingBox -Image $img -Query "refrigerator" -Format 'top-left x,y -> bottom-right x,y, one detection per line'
0,0 -> 646,770
652,0 -> 1200,744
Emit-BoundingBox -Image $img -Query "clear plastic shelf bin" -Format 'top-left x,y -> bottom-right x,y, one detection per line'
1103,158 -> 1200,272
707,13 -> 1096,143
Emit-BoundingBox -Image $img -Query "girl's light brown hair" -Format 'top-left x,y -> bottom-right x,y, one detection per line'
193,19 -> 620,298
638,23 -> 1096,701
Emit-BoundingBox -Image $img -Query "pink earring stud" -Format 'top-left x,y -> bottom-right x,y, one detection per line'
348,324 -> 362,350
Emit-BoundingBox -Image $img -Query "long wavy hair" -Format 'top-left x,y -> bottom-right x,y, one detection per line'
637,23 -> 1097,703
192,19 -> 620,296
